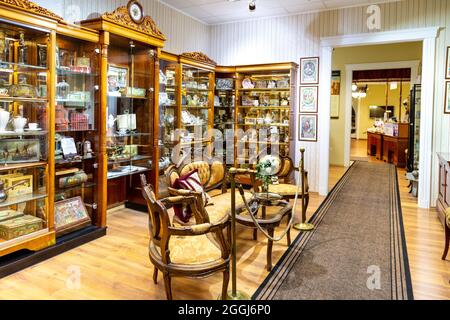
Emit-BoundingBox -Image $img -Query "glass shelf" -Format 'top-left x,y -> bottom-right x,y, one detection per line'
107,166 -> 150,180
0,130 -> 48,137
108,154 -> 152,165
57,68 -> 98,77
0,191 -> 47,208
0,62 -> 47,72
0,97 -> 47,103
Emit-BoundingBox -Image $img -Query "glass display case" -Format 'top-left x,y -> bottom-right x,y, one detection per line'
0,19 -> 50,252
214,68 -> 236,166
80,1 -> 165,208
407,84 -> 421,172
235,64 -> 297,170
54,34 -> 100,235
105,37 -> 156,208
180,64 -> 214,151
158,53 -> 179,197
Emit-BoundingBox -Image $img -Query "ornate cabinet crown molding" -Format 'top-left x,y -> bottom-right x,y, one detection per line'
101,5 -> 166,41
0,0 -> 62,21
181,52 -> 217,66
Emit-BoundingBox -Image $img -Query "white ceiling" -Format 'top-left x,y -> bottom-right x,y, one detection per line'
159,0 -> 401,25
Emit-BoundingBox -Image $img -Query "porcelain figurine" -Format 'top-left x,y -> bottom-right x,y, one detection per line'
13,116 -> 27,133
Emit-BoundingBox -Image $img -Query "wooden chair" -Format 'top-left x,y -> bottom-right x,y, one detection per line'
166,161 -> 253,225
140,175 -> 231,300
443,208 -> 450,260
266,155 -> 310,208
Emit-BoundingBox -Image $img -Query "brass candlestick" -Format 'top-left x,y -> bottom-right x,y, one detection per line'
294,148 -> 314,232
224,167 -> 250,300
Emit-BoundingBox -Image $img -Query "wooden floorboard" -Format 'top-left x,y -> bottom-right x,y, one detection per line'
0,142 -> 448,299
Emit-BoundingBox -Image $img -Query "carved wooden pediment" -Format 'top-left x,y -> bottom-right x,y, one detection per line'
181,52 -> 217,66
0,0 -> 62,21
101,5 -> 166,41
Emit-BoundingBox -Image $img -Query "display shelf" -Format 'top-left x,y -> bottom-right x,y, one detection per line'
238,106 -> 290,109
0,131 -> 48,137
56,182 -> 96,192
0,97 -> 48,103
239,88 -> 290,92
108,154 -> 152,165
107,94 -> 148,100
182,105 -> 211,109
56,68 -> 98,77
0,161 -> 47,172
234,63 -> 298,172
107,166 -> 150,180
55,156 -> 96,165
0,191 -> 47,208
0,62 -> 47,72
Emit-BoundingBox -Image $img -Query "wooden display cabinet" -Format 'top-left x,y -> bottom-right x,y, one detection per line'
234,63 -> 298,172
54,23 -> 104,235
81,2 -> 166,209
0,0 -> 61,257
214,66 -> 237,167
178,52 -> 216,163
157,51 -> 180,198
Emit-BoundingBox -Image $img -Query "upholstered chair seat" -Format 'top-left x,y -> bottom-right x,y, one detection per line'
151,234 -> 222,265
268,184 -> 303,197
205,191 -> 253,224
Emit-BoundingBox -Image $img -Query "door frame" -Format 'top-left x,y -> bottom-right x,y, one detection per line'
343,60 -> 420,167
318,27 -> 439,208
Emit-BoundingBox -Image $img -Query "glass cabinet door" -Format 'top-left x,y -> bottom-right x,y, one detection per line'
214,73 -> 235,165
106,38 -> 155,207
54,34 -> 100,235
0,22 -> 50,244
181,65 -> 213,152
236,70 -> 292,167
158,58 -> 178,197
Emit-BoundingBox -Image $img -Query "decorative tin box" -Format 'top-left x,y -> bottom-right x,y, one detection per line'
0,215 -> 43,240
4,174 -> 33,197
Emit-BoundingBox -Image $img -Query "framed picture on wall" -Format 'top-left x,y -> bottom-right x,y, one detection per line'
446,47 -> 450,79
299,114 -> 318,142
300,57 -> 319,84
330,70 -> 341,118
445,81 -> 450,114
299,86 -> 318,113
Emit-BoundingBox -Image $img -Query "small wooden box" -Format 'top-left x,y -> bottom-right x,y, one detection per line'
0,215 -> 43,240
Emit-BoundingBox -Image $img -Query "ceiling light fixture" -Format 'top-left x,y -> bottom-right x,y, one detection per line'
249,0 -> 256,12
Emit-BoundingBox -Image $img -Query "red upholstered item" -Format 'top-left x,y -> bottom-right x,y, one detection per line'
172,169 -> 211,223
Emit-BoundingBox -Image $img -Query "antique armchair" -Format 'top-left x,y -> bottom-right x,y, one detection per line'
140,175 -> 230,300
443,207 -> 450,260
166,160 -> 253,225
